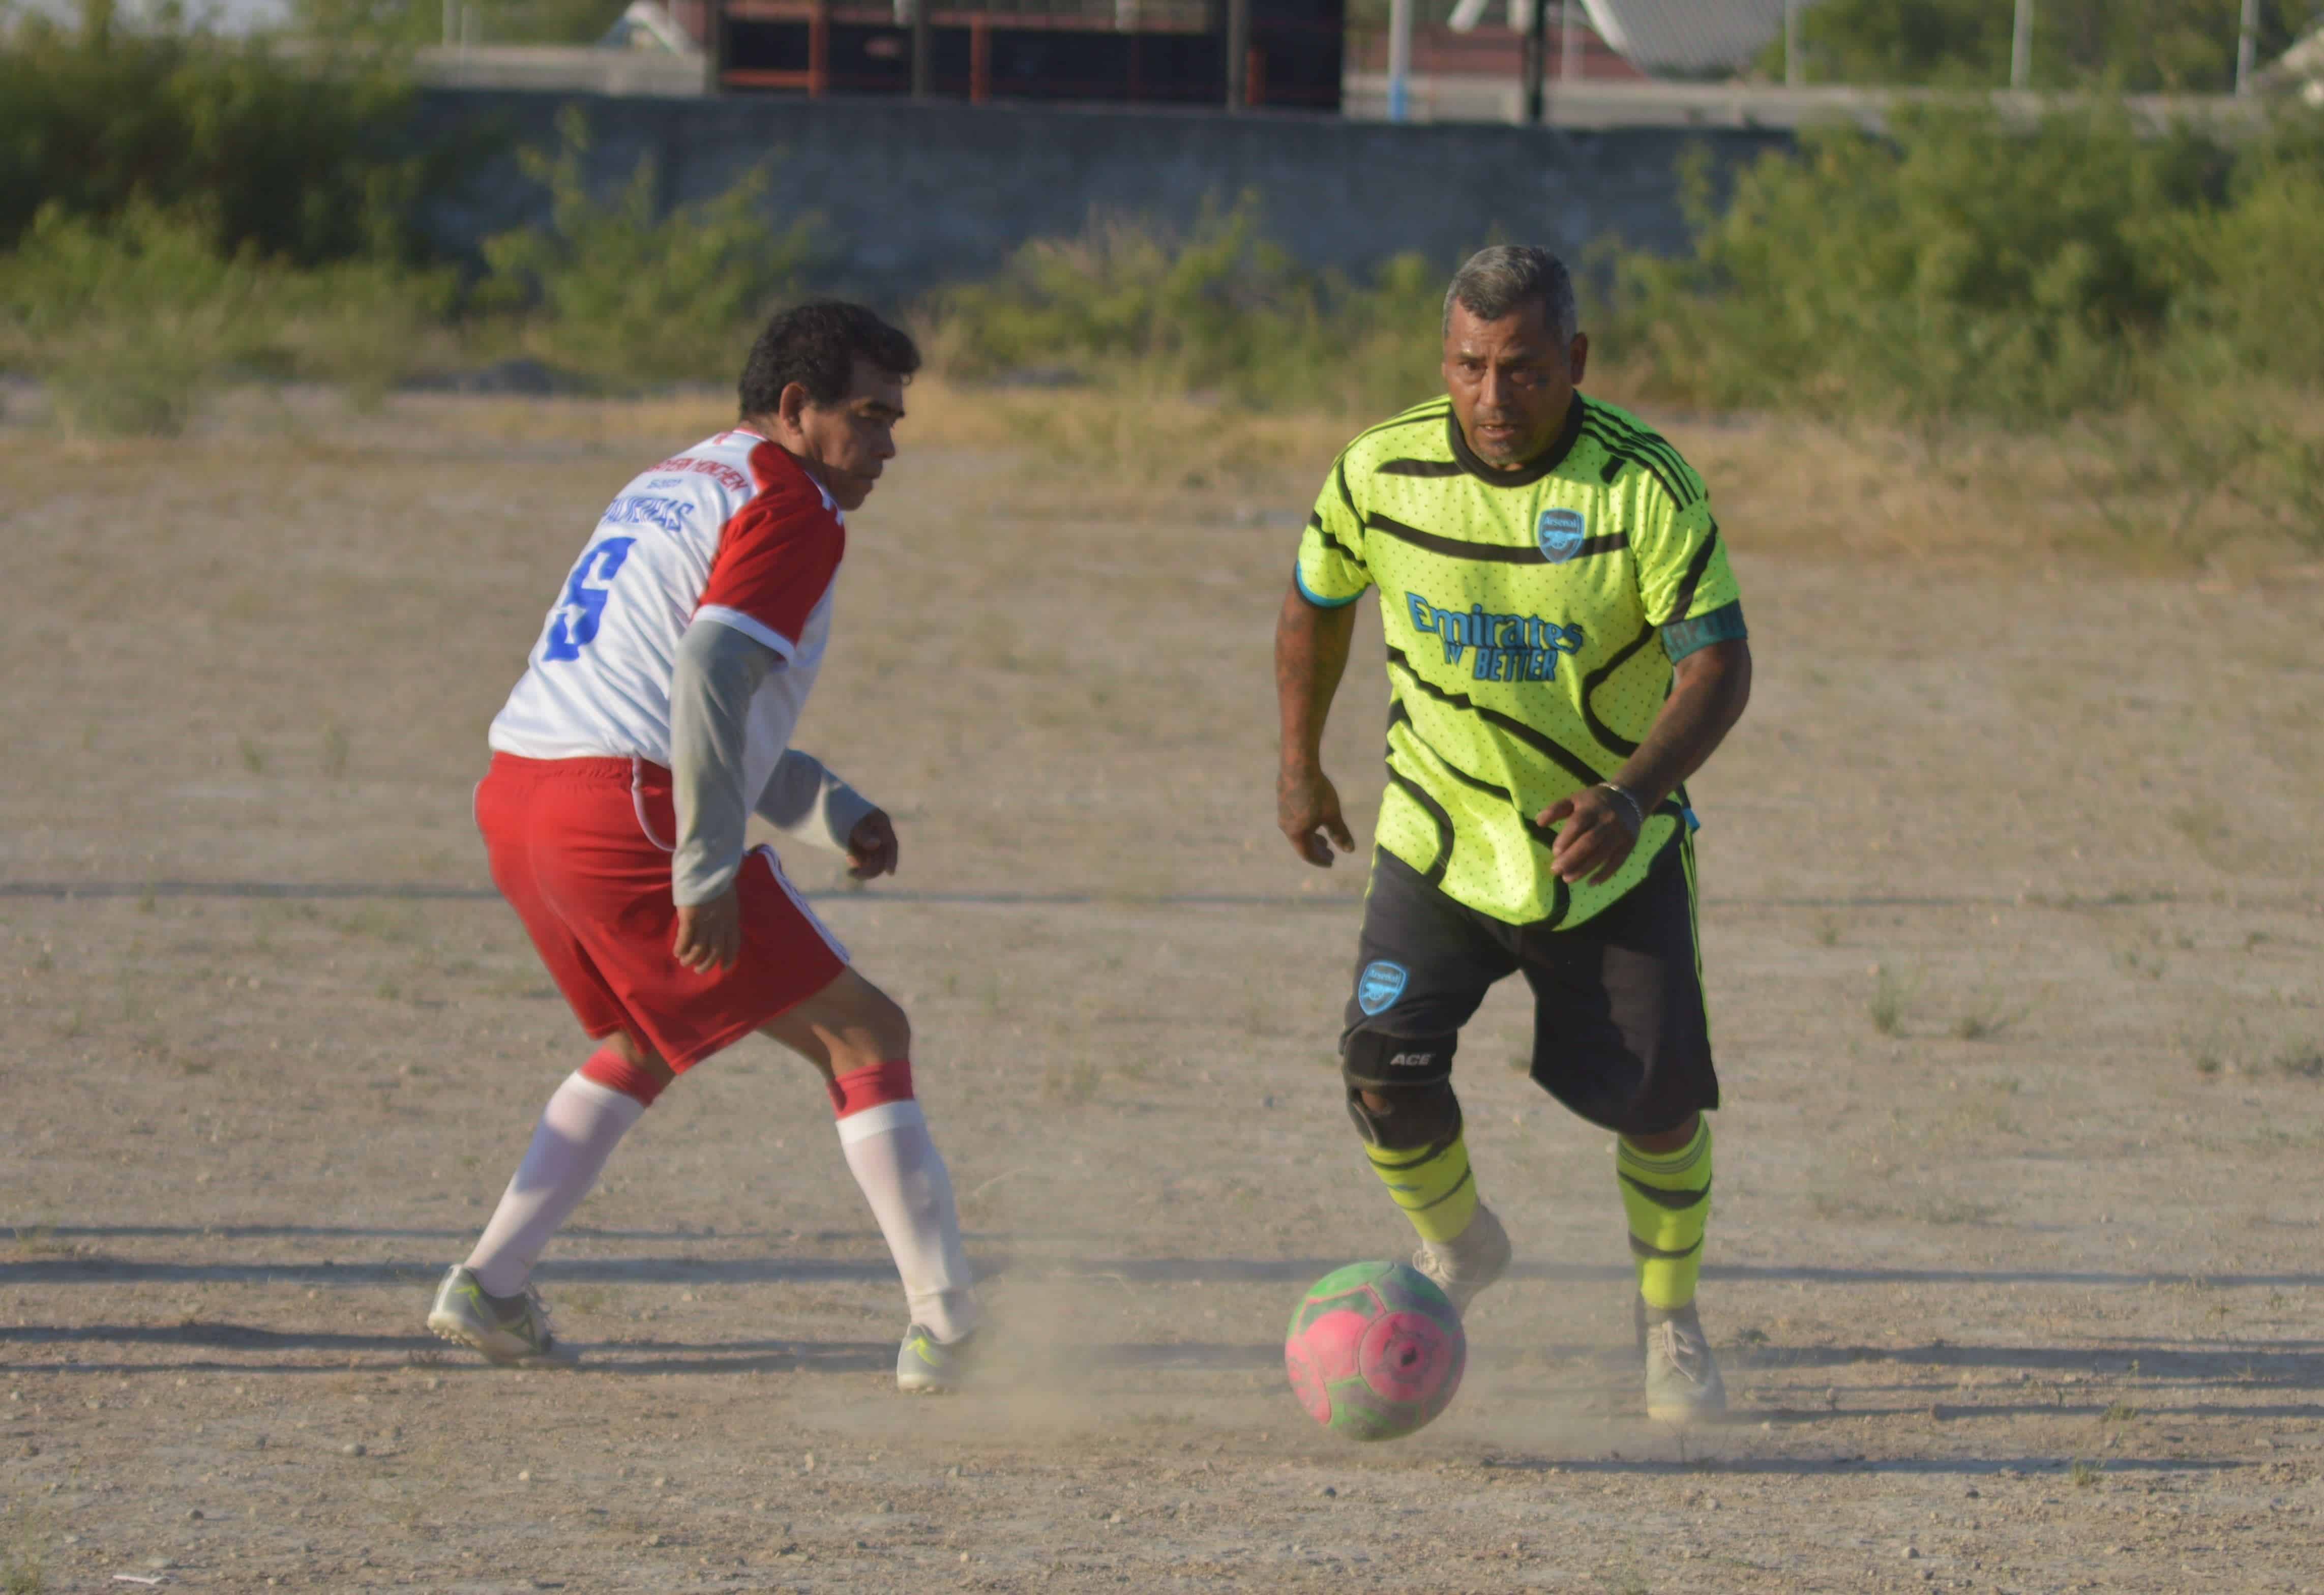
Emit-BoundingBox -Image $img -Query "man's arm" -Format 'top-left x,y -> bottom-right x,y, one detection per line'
668,619 -> 777,971
1275,580 -> 1361,868
1541,639 -> 1752,885
756,749 -> 898,880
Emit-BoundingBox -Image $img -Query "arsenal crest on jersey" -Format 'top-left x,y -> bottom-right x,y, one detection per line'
1536,507 -> 1587,564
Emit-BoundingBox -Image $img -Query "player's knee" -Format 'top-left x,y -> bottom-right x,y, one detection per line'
1341,1028 -> 1461,1150
581,1036 -> 676,1107
828,979 -> 911,1072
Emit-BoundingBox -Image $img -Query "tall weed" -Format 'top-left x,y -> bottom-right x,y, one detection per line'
0,202 -> 453,433
923,196 -> 1443,415
476,109 -> 821,386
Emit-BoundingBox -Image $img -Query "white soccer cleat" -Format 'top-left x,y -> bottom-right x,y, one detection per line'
425,1265 -> 580,1368
1411,1201 -> 1512,1316
895,1323 -> 979,1394
1637,1297 -> 1727,1424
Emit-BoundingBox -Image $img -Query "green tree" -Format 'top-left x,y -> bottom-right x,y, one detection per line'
1770,0 -> 2324,90
0,1 -> 438,262
286,0 -> 634,46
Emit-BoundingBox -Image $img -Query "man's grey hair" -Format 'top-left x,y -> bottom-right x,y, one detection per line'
1442,245 -> 1578,344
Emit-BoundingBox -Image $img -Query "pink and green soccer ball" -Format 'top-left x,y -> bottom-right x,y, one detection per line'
1284,1261 -> 1466,1440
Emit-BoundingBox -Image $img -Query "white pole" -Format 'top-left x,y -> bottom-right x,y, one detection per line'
2236,0 -> 2259,95
1388,0 -> 1413,122
1784,0 -> 1801,86
1560,0 -> 1581,81
2011,0 -> 2033,89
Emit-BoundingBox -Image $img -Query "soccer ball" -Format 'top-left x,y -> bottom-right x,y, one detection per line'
1284,1261 -> 1466,1440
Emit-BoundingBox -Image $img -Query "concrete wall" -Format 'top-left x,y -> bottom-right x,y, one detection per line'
413,89 -> 1792,301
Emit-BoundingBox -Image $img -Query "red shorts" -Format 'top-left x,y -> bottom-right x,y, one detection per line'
474,753 -> 849,1071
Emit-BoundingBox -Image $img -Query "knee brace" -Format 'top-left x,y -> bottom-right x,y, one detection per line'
1340,1028 -> 1461,1150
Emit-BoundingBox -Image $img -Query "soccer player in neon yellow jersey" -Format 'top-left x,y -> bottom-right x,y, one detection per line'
1274,246 -> 1752,1423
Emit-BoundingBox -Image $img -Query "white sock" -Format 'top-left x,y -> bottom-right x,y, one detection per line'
465,1072 -> 645,1297
837,1101 -> 978,1343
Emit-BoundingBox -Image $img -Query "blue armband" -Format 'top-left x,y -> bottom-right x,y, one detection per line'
1659,601 -> 1747,663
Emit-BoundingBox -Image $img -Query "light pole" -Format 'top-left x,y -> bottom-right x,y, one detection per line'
2011,0 -> 2033,90
2236,0 -> 2259,95
1784,0 -> 1801,87
1386,0 -> 1413,122
1524,0 -> 1548,122
1227,0 -> 1252,110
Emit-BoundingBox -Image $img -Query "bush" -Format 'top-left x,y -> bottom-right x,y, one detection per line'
0,4 -> 444,265
0,201 -> 454,433
2161,120 -> 2324,385
1601,104 -> 2250,425
923,196 -> 1444,415
1598,104 -> 2324,553
475,109 -> 822,386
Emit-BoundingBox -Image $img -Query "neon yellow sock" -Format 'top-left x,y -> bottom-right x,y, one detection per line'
1365,1131 -> 1480,1245
1617,1117 -> 1712,1311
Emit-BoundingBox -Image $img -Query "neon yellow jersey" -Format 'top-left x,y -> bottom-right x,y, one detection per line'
1295,393 -> 1743,928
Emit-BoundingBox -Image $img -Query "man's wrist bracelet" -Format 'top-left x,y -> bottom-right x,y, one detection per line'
1596,782 -> 1645,835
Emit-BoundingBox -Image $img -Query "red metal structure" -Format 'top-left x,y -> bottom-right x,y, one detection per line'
709,0 -> 1342,110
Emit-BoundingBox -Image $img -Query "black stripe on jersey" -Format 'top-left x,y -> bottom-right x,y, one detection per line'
1583,426 -> 1694,510
1544,871 -> 1571,930
1334,460 -> 1358,518
1383,766 -> 1455,887
1577,621 -> 1657,758
1581,402 -> 1704,504
1384,645 -> 1607,789
1369,511 -> 1628,564
1392,702 -> 1603,865
1392,700 -> 1523,806
1655,523 -> 1723,627
1307,510 -> 1362,565
1347,400 -> 1453,450
1375,458 -> 1468,478
1585,406 -> 1697,491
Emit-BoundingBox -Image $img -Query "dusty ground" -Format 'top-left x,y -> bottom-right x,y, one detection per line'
2,385 -> 2321,1593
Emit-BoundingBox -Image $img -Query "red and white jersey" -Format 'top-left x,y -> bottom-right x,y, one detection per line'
489,428 -> 843,807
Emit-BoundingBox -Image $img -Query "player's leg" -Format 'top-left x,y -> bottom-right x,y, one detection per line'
756,965 -> 980,1392
432,758 -> 674,1366
1338,851 -> 1514,1314
1519,838 -> 1723,1420
454,1032 -> 669,1281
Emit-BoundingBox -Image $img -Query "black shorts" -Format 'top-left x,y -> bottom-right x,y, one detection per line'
1339,843 -> 1718,1137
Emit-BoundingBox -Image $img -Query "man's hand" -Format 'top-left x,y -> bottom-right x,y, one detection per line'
846,809 -> 899,880
1279,765 -> 1355,868
1540,785 -> 1641,885
673,887 -> 742,973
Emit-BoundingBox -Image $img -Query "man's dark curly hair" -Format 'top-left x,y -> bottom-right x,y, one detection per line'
737,301 -> 920,417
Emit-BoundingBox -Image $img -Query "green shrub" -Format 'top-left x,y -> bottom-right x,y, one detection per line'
1602,104 -> 2244,425
0,201 -> 454,433
922,195 -> 1443,415
1762,0 -> 2324,92
2161,121 -> 2324,385
476,109 -> 821,386
0,5 -> 444,265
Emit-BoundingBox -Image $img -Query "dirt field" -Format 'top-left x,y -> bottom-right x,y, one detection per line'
3,385 -> 2321,1594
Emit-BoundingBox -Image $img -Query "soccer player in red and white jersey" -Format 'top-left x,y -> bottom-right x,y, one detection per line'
426,303 -> 981,1391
